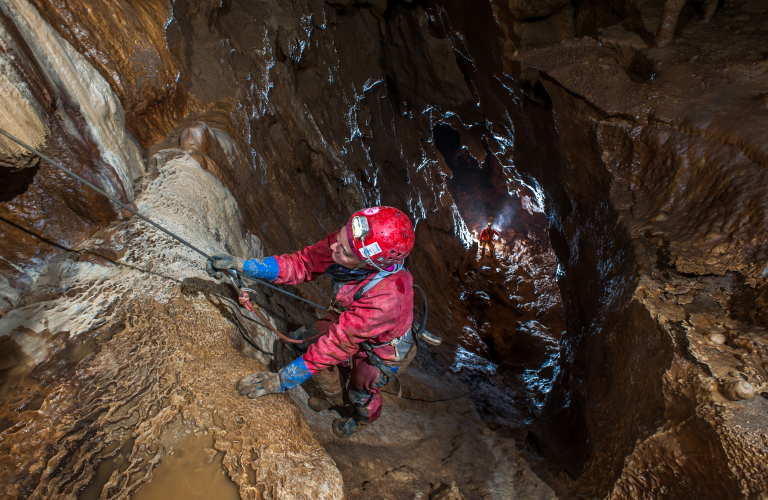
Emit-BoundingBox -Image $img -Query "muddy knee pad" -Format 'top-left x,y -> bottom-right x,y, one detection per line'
347,385 -> 383,423
311,366 -> 343,398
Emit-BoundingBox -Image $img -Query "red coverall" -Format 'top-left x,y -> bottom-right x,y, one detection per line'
273,231 -> 414,422
480,227 -> 499,257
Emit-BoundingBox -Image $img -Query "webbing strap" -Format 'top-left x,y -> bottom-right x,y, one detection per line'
353,263 -> 404,301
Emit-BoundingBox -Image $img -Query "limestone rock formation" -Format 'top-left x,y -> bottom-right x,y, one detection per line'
0,123 -> 344,498
0,0 -> 143,312
510,2 -> 768,497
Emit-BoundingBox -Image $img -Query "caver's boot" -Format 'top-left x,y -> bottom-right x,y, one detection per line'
308,391 -> 344,412
332,417 -> 366,438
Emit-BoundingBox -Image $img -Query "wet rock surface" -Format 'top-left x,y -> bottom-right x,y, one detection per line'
511,0 -> 768,497
0,0 -> 143,307
1,0 -> 768,498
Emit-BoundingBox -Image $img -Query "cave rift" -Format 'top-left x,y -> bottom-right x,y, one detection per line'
1,0 -> 768,499
432,123 -> 549,243
431,121 -> 564,415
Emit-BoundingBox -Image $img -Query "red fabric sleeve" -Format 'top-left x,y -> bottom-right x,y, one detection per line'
273,231 -> 338,285
302,272 -> 414,374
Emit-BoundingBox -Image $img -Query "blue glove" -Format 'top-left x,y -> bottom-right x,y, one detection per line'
236,357 -> 311,399
242,256 -> 279,281
278,356 -> 312,390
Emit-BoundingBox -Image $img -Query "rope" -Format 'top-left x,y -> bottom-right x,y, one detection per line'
0,127 -> 330,314
229,289 -> 325,345
384,376 -> 471,403
0,128 -> 213,261
240,285 -> 327,312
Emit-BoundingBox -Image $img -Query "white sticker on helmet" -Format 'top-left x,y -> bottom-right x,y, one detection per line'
360,241 -> 382,258
362,207 -> 381,216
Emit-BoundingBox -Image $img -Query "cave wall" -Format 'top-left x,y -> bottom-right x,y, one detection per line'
0,0 -> 493,497
514,17 -> 768,500
0,0 -> 143,310
2,0 -> 768,498
396,0 -> 768,498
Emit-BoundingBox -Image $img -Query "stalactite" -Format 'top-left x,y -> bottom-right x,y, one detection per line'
654,0 -> 688,48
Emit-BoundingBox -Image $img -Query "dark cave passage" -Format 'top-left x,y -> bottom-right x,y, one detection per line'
431,123 -> 550,258
430,123 -> 564,429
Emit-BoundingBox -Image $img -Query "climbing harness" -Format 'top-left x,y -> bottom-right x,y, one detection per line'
353,262 -> 404,300
348,264 -> 442,346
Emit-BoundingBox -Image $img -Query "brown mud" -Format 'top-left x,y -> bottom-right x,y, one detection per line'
130,434 -> 240,500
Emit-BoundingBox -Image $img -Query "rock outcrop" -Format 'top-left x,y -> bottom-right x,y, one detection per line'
511,2 -> 768,498
0,0 -> 143,310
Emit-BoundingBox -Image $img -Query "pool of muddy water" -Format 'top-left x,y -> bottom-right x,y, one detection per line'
79,433 -> 239,500
132,433 -> 239,500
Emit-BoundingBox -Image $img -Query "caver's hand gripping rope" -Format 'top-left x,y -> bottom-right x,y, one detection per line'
0,127 -> 468,402
0,127 -> 321,345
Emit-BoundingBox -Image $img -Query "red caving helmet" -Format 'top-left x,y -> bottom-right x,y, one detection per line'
346,206 -> 415,268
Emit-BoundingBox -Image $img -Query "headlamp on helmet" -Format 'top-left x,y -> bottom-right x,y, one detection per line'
351,216 -> 370,239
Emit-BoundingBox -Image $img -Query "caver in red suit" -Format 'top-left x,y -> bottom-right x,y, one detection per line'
479,223 -> 499,258
207,206 -> 416,438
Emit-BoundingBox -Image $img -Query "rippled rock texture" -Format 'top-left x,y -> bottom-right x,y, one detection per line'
2,0 -> 768,498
